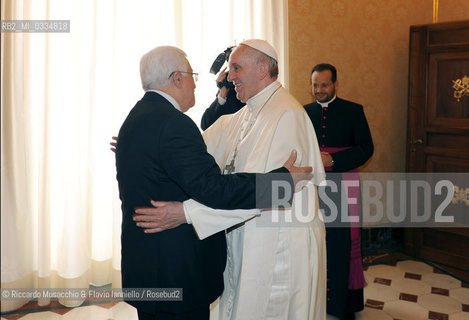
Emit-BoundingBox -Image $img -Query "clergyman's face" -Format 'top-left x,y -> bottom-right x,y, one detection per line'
227,45 -> 260,103
311,70 -> 337,103
179,61 -> 196,112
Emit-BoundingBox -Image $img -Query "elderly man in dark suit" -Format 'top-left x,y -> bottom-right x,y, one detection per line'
115,46 -> 310,320
304,63 -> 374,320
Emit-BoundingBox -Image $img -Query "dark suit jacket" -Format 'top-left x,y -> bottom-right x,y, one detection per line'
304,97 -> 373,317
200,89 -> 245,130
116,91 -> 291,314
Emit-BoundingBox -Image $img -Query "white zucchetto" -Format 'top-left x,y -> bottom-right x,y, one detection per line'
240,39 -> 278,62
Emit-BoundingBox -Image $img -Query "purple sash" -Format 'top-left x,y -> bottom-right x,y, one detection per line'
321,147 -> 367,290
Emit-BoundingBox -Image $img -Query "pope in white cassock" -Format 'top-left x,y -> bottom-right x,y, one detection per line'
184,40 -> 327,320
135,40 -> 327,319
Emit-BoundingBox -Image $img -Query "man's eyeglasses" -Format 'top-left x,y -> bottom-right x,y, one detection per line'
168,71 -> 199,82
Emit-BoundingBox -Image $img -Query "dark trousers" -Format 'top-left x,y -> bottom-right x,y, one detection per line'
137,305 -> 210,320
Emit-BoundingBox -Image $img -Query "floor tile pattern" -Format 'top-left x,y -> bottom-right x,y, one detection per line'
359,260 -> 469,320
2,260 -> 468,320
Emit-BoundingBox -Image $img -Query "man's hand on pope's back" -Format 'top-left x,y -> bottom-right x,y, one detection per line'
134,200 -> 186,233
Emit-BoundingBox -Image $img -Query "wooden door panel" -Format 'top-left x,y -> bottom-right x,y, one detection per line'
427,132 -> 469,150
428,52 -> 469,127
419,228 -> 469,271
405,20 -> 469,272
426,155 -> 469,172
427,22 -> 469,46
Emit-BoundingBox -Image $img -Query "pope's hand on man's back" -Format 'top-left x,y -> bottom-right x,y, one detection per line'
283,150 -> 313,192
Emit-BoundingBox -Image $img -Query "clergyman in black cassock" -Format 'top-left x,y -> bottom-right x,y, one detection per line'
304,63 -> 374,320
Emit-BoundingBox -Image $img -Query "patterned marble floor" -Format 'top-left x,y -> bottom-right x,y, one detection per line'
2,259 -> 468,320
360,260 -> 469,320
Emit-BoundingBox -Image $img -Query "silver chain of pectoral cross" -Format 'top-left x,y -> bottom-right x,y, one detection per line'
222,86 -> 280,175
222,116 -> 250,174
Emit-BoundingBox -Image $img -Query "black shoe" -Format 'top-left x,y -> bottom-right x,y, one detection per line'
344,312 -> 355,320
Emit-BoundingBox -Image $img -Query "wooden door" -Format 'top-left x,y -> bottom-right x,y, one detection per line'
405,20 -> 469,271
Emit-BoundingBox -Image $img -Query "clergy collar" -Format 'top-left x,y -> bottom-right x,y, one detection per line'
147,89 -> 181,111
246,81 -> 281,112
317,95 -> 337,108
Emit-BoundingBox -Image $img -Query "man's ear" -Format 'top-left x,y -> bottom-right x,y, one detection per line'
258,61 -> 269,80
171,71 -> 184,88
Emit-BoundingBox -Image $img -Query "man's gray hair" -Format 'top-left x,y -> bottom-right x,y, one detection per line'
140,46 -> 188,91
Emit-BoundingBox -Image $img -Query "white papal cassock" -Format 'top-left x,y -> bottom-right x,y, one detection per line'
183,81 -> 327,320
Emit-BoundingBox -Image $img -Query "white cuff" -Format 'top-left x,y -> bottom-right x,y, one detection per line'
183,199 -> 259,240
183,201 -> 192,224
217,95 -> 227,105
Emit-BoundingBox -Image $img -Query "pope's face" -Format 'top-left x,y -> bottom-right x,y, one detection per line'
227,45 -> 261,103
311,70 -> 337,103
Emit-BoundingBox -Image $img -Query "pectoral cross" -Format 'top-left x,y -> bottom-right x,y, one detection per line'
223,158 -> 236,174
